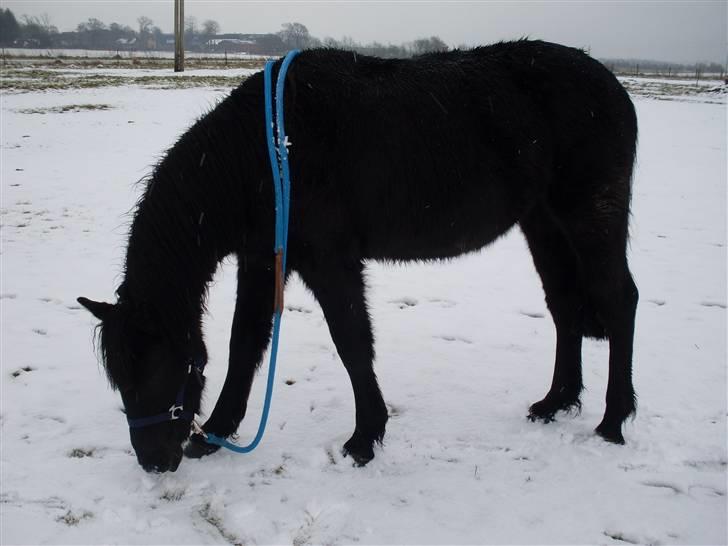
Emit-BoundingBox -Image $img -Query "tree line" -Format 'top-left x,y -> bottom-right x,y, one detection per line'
602,57 -> 725,78
0,9 -> 449,57
278,22 -> 449,57
0,8 -> 221,50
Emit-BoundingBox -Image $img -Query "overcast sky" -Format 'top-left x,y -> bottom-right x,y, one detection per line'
1,1 -> 725,64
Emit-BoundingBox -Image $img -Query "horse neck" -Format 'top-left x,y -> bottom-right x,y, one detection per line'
121,97 -> 266,344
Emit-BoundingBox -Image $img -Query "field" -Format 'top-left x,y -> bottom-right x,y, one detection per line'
1,60 -> 726,545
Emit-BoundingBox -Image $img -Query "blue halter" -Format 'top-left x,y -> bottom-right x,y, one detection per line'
126,50 -> 300,456
126,358 -> 205,428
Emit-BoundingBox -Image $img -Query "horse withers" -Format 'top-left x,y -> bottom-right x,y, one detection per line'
79,40 -> 638,472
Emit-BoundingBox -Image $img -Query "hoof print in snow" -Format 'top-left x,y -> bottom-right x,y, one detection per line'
285,304 -> 312,314
160,488 -> 186,501
32,328 -> 47,336
198,502 -> 241,545
386,403 -> 404,418
648,299 -> 666,306
688,484 -> 725,498
603,531 -> 641,544
11,366 -> 34,378
389,297 -> 418,309
68,448 -> 97,459
434,334 -> 472,344
427,298 -> 456,308
683,459 -> 727,471
641,481 -> 683,494
39,415 -> 66,424
0,293 -> 17,300
520,310 -> 545,318
700,301 -> 726,309
56,509 -> 93,526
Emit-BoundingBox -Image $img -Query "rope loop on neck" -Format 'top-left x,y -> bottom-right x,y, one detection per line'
203,49 -> 301,453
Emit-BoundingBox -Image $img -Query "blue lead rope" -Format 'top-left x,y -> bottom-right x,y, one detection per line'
204,50 -> 301,453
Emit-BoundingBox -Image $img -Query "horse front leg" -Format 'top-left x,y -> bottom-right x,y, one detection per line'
185,262 -> 274,458
297,259 -> 388,466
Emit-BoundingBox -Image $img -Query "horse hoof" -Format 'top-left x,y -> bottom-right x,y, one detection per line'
342,435 -> 375,466
528,411 -> 555,424
184,433 -> 221,459
527,400 -> 556,423
595,423 -> 625,445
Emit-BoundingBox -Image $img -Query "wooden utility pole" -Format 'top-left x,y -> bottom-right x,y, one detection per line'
174,0 -> 184,72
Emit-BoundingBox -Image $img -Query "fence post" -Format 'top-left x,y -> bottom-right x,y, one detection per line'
174,0 -> 184,72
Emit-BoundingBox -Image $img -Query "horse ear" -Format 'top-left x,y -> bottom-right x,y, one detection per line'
77,297 -> 115,321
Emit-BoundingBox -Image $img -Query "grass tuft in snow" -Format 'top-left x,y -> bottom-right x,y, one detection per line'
55,509 -> 93,526
16,104 -> 114,115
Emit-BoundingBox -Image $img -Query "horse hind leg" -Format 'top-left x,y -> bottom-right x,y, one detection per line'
549,179 -> 638,444
521,203 -> 586,422
591,261 -> 638,444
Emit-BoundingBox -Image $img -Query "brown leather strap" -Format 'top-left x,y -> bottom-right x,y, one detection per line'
274,249 -> 284,313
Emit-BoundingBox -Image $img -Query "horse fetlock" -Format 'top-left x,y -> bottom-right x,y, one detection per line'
183,433 -> 221,459
528,392 -> 582,422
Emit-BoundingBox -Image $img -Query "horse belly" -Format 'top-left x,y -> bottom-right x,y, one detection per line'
361,174 -> 526,262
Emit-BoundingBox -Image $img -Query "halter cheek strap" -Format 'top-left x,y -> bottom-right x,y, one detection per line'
126,358 -> 205,429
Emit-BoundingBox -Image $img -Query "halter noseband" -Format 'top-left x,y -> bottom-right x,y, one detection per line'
126,358 -> 205,429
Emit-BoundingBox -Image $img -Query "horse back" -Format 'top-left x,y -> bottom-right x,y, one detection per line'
282,41 -> 636,261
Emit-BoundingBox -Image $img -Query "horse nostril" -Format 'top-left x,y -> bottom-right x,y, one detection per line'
140,456 -> 170,473
142,463 -> 165,473
139,449 -> 182,473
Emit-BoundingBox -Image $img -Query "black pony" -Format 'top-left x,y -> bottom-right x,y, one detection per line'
79,40 -> 639,473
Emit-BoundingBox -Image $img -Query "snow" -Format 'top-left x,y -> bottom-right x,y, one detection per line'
1,70 -> 726,545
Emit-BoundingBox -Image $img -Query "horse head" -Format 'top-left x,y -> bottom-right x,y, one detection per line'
77,295 -> 205,472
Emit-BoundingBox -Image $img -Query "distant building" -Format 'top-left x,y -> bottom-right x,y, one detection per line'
203,34 -> 286,55
13,38 -> 41,48
115,37 -> 137,48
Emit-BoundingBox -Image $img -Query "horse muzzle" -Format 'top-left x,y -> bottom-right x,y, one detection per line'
137,445 -> 183,473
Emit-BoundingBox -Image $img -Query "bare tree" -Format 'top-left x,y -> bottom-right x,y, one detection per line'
202,19 -> 220,36
77,18 -> 106,32
185,16 -> 198,36
137,16 -> 153,35
412,36 -> 448,55
21,13 -> 57,33
20,13 -> 57,46
278,22 -> 311,49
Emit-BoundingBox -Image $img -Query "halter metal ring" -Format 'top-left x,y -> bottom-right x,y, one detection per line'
169,404 -> 184,420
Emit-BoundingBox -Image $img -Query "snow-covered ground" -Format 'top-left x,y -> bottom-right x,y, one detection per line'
1,70 -> 726,545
